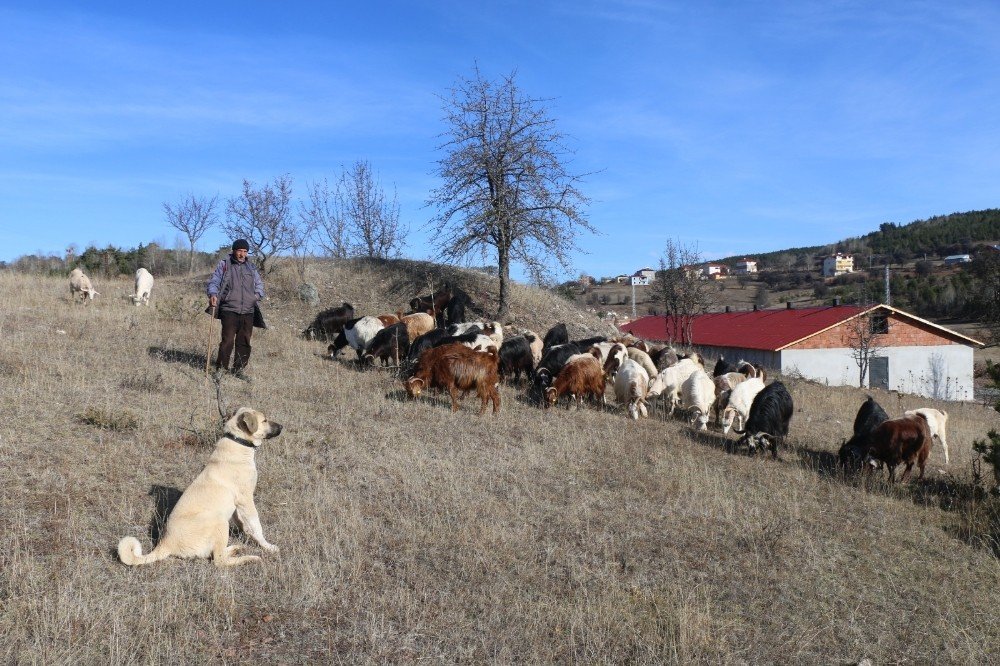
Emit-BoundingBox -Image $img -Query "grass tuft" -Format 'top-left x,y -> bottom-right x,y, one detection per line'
75,406 -> 139,431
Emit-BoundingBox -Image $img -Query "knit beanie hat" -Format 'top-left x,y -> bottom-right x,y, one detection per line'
232,239 -> 250,252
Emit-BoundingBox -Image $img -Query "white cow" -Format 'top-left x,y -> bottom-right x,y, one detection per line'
131,267 -> 154,306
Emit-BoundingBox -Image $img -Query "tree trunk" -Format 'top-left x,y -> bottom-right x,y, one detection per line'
497,243 -> 511,320
188,241 -> 195,275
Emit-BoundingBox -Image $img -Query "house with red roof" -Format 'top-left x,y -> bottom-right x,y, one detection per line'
619,303 -> 983,400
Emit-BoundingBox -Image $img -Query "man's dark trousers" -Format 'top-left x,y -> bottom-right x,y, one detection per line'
217,311 -> 254,371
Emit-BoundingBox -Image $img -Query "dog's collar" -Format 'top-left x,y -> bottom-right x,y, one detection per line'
225,433 -> 258,449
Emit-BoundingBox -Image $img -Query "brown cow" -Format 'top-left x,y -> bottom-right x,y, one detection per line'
404,343 -> 500,415
865,413 -> 933,483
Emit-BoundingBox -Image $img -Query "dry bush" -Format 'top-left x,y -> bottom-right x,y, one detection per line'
0,266 -> 998,663
76,407 -> 139,431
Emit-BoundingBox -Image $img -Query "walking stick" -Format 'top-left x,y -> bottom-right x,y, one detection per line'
205,305 -> 216,375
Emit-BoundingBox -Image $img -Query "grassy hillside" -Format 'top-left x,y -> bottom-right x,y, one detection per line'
1,264 -> 998,662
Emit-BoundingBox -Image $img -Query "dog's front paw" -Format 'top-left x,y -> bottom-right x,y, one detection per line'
262,543 -> 279,554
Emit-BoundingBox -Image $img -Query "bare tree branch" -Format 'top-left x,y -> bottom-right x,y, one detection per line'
221,175 -> 296,276
844,307 -> 888,387
163,194 -> 218,274
302,178 -> 348,259
426,66 -> 594,318
654,240 -> 713,347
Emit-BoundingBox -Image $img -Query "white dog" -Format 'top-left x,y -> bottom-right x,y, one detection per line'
118,407 -> 283,567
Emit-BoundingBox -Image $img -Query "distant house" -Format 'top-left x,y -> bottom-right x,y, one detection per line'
734,258 -> 757,274
615,274 -> 630,284
703,264 -> 725,279
619,303 -> 983,400
634,267 -> 656,281
822,253 -> 854,277
944,254 -> 972,265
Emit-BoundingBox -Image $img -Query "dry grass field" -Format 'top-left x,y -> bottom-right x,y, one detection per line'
1,260 -> 998,664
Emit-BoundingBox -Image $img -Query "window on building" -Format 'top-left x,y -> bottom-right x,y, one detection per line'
869,314 -> 888,334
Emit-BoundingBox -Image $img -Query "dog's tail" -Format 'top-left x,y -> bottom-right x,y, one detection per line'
117,536 -> 169,566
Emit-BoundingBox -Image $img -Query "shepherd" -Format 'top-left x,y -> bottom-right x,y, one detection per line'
207,239 -> 266,381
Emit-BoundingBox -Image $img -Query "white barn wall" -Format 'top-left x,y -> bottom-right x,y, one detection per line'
780,345 -> 974,401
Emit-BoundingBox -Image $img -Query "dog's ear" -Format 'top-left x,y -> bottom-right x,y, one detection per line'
238,410 -> 260,437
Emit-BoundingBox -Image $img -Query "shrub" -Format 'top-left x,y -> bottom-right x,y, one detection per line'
76,407 -> 139,432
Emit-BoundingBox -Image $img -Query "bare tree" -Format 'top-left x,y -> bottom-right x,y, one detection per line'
341,160 -> 406,259
654,240 -> 713,346
163,194 -> 218,274
844,307 -> 888,387
427,66 -> 593,318
222,175 -> 295,275
303,163 -> 406,261
302,178 -> 347,259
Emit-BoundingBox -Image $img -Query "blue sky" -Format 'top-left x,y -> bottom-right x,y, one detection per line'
3,1 -> 1000,280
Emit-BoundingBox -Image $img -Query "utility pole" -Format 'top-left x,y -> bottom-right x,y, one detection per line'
884,264 -> 890,305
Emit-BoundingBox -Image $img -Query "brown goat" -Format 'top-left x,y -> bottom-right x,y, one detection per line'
404,343 -> 500,415
377,314 -> 400,327
396,311 -> 435,341
866,413 -> 932,482
545,350 -> 606,410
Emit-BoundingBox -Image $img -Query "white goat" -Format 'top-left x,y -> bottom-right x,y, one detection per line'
681,369 -> 716,430
131,267 -> 154,305
69,268 -> 99,301
646,357 -> 701,415
626,346 -> 658,379
904,407 -> 950,464
614,358 -> 650,420
344,316 -> 384,357
721,377 -> 765,434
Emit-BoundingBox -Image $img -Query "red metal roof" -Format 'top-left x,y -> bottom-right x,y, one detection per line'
619,306 -> 865,351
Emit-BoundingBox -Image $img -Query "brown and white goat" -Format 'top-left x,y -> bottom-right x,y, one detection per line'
396,311 -> 435,342
545,349 -> 606,410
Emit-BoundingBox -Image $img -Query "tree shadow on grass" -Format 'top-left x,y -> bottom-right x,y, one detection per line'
148,346 -> 206,370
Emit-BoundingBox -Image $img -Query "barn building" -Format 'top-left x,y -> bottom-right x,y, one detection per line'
619,304 -> 983,401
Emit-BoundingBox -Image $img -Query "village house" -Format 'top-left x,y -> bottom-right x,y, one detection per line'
822,253 -> 854,277
634,267 -> 656,282
734,258 -> 757,274
619,303 -> 982,400
944,254 -> 972,265
703,264 -> 725,279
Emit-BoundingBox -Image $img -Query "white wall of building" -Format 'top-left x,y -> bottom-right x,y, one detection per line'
780,345 -> 975,401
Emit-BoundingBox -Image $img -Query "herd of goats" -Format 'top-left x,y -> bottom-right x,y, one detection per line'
303,284 -> 950,483
60,267 -> 947,484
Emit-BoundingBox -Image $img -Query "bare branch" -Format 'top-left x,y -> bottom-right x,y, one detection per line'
163,194 -> 218,274
426,66 -> 593,317
221,175 -> 296,276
